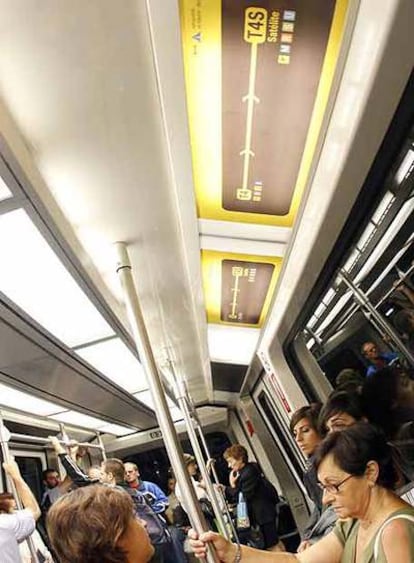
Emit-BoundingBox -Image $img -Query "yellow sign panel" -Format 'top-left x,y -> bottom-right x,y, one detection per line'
202,250 -> 282,327
180,0 -> 349,226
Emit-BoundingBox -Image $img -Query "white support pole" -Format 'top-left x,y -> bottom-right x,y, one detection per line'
114,243 -> 219,562
174,376 -> 230,539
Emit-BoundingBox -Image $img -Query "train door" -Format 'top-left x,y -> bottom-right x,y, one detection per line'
9,449 -> 47,504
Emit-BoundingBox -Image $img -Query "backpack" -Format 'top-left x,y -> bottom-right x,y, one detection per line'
119,486 -> 168,545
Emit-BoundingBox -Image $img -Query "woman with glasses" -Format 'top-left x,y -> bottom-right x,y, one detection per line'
189,423 -> 414,562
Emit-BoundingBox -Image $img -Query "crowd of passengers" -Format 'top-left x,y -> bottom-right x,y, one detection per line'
1,364 -> 413,562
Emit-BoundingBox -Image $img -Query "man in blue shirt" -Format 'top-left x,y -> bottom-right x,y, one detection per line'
124,462 -> 168,515
361,341 -> 398,377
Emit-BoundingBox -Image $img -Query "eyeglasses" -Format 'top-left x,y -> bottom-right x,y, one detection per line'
318,474 -> 354,494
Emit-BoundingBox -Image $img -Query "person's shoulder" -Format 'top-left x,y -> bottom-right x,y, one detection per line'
0,509 -> 34,525
333,518 -> 357,545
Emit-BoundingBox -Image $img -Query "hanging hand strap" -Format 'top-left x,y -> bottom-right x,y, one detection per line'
373,514 -> 414,559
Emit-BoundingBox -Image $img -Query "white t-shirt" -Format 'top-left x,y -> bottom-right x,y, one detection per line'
176,477 -> 209,514
0,509 -> 35,563
19,528 -> 53,563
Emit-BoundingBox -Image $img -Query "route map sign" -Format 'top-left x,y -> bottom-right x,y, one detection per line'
202,250 -> 282,327
180,0 -> 349,226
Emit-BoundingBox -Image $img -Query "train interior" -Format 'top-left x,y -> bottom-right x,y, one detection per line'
0,0 -> 413,553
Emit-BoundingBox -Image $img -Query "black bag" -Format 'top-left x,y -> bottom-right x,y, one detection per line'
123,487 -> 168,545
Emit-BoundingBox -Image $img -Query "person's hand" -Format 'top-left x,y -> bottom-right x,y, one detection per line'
206,458 -> 215,474
48,436 -> 66,455
3,459 -> 22,481
188,529 -> 237,562
229,471 -> 239,489
297,540 -> 311,552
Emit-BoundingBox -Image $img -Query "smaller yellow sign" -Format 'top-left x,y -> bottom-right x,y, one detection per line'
202,250 -> 282,327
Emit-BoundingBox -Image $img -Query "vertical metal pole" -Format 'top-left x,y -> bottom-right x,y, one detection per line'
174,378 -> 230,540
96,432 -> 107,462
0,414 -> 39,563
114,243 -> 219,562
193,415 -> 239,542
339,270 -> 414,365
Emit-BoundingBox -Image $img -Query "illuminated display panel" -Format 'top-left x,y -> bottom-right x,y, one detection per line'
180,0 -> 349,225
202,250 -> 282,327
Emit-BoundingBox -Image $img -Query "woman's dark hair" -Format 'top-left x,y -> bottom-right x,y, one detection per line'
314,422 -> 397,489
0,492 -> 14,513
319,390 -> 365,434
289,403 -> 322,433
360,366 -> 411,437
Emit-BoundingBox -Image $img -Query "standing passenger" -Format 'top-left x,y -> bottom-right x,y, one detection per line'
361,341 -> 398,377
124,462 -> 169,515
0,460 -> 41,563
47,485 -> 154,563
290,404 -> 336,551
224,444 -> 283,552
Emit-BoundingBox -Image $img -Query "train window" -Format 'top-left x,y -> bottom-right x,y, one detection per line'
257,392 -> 305,482
124,432 -> 232,491
299,112 -> 414,392
12,454 -> 45,504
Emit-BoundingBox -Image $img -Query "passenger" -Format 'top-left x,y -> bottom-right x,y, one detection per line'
87,465 -> 102,480
0,460 -> 41,563
290,404 -> 336,550
361,365 -> 414,438
0,492 -> 53,562
101,458 -> 169,563
318,390 -> 366,435
48,438 -> 170,561
189,423 -> 414,562
175,454 -> 214,530
47,484 -> 154,563
40,469 -> 63,513
223,444 -> 283,552
124,462 -> 169,515
361,341 -> 398,377
165,477 -> 181,524
396,421 -> 414,482
393,309 -> 414,352
334,368 -> 364,392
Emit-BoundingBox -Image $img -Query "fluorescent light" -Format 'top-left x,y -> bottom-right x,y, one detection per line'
395,148 -> 414,184
98,423 -> 137,436
322,288 -> 337,306
343,248 -> 360,272
133,390 -> 182,421
50,411 -> 109,429
307,315 -> 318,329
385,308 -> 394,317
0,383 -> 66,416
0,176 -> 12,201
371,191 -> 394,224
207,325 -> 259,365
314,303 -> 326,318
133,390 -> 175,410
50,410 -> 138,434
357,222 -> 376,250
75,338 -> 147,394
354,199 -> 414,284
316,291 -> 353,336
306,338 -> 315,350
0,209 -> 114,346
170,407 -> 184,422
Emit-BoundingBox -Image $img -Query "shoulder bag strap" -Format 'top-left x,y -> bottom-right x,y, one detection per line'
373,514 -> 414,560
